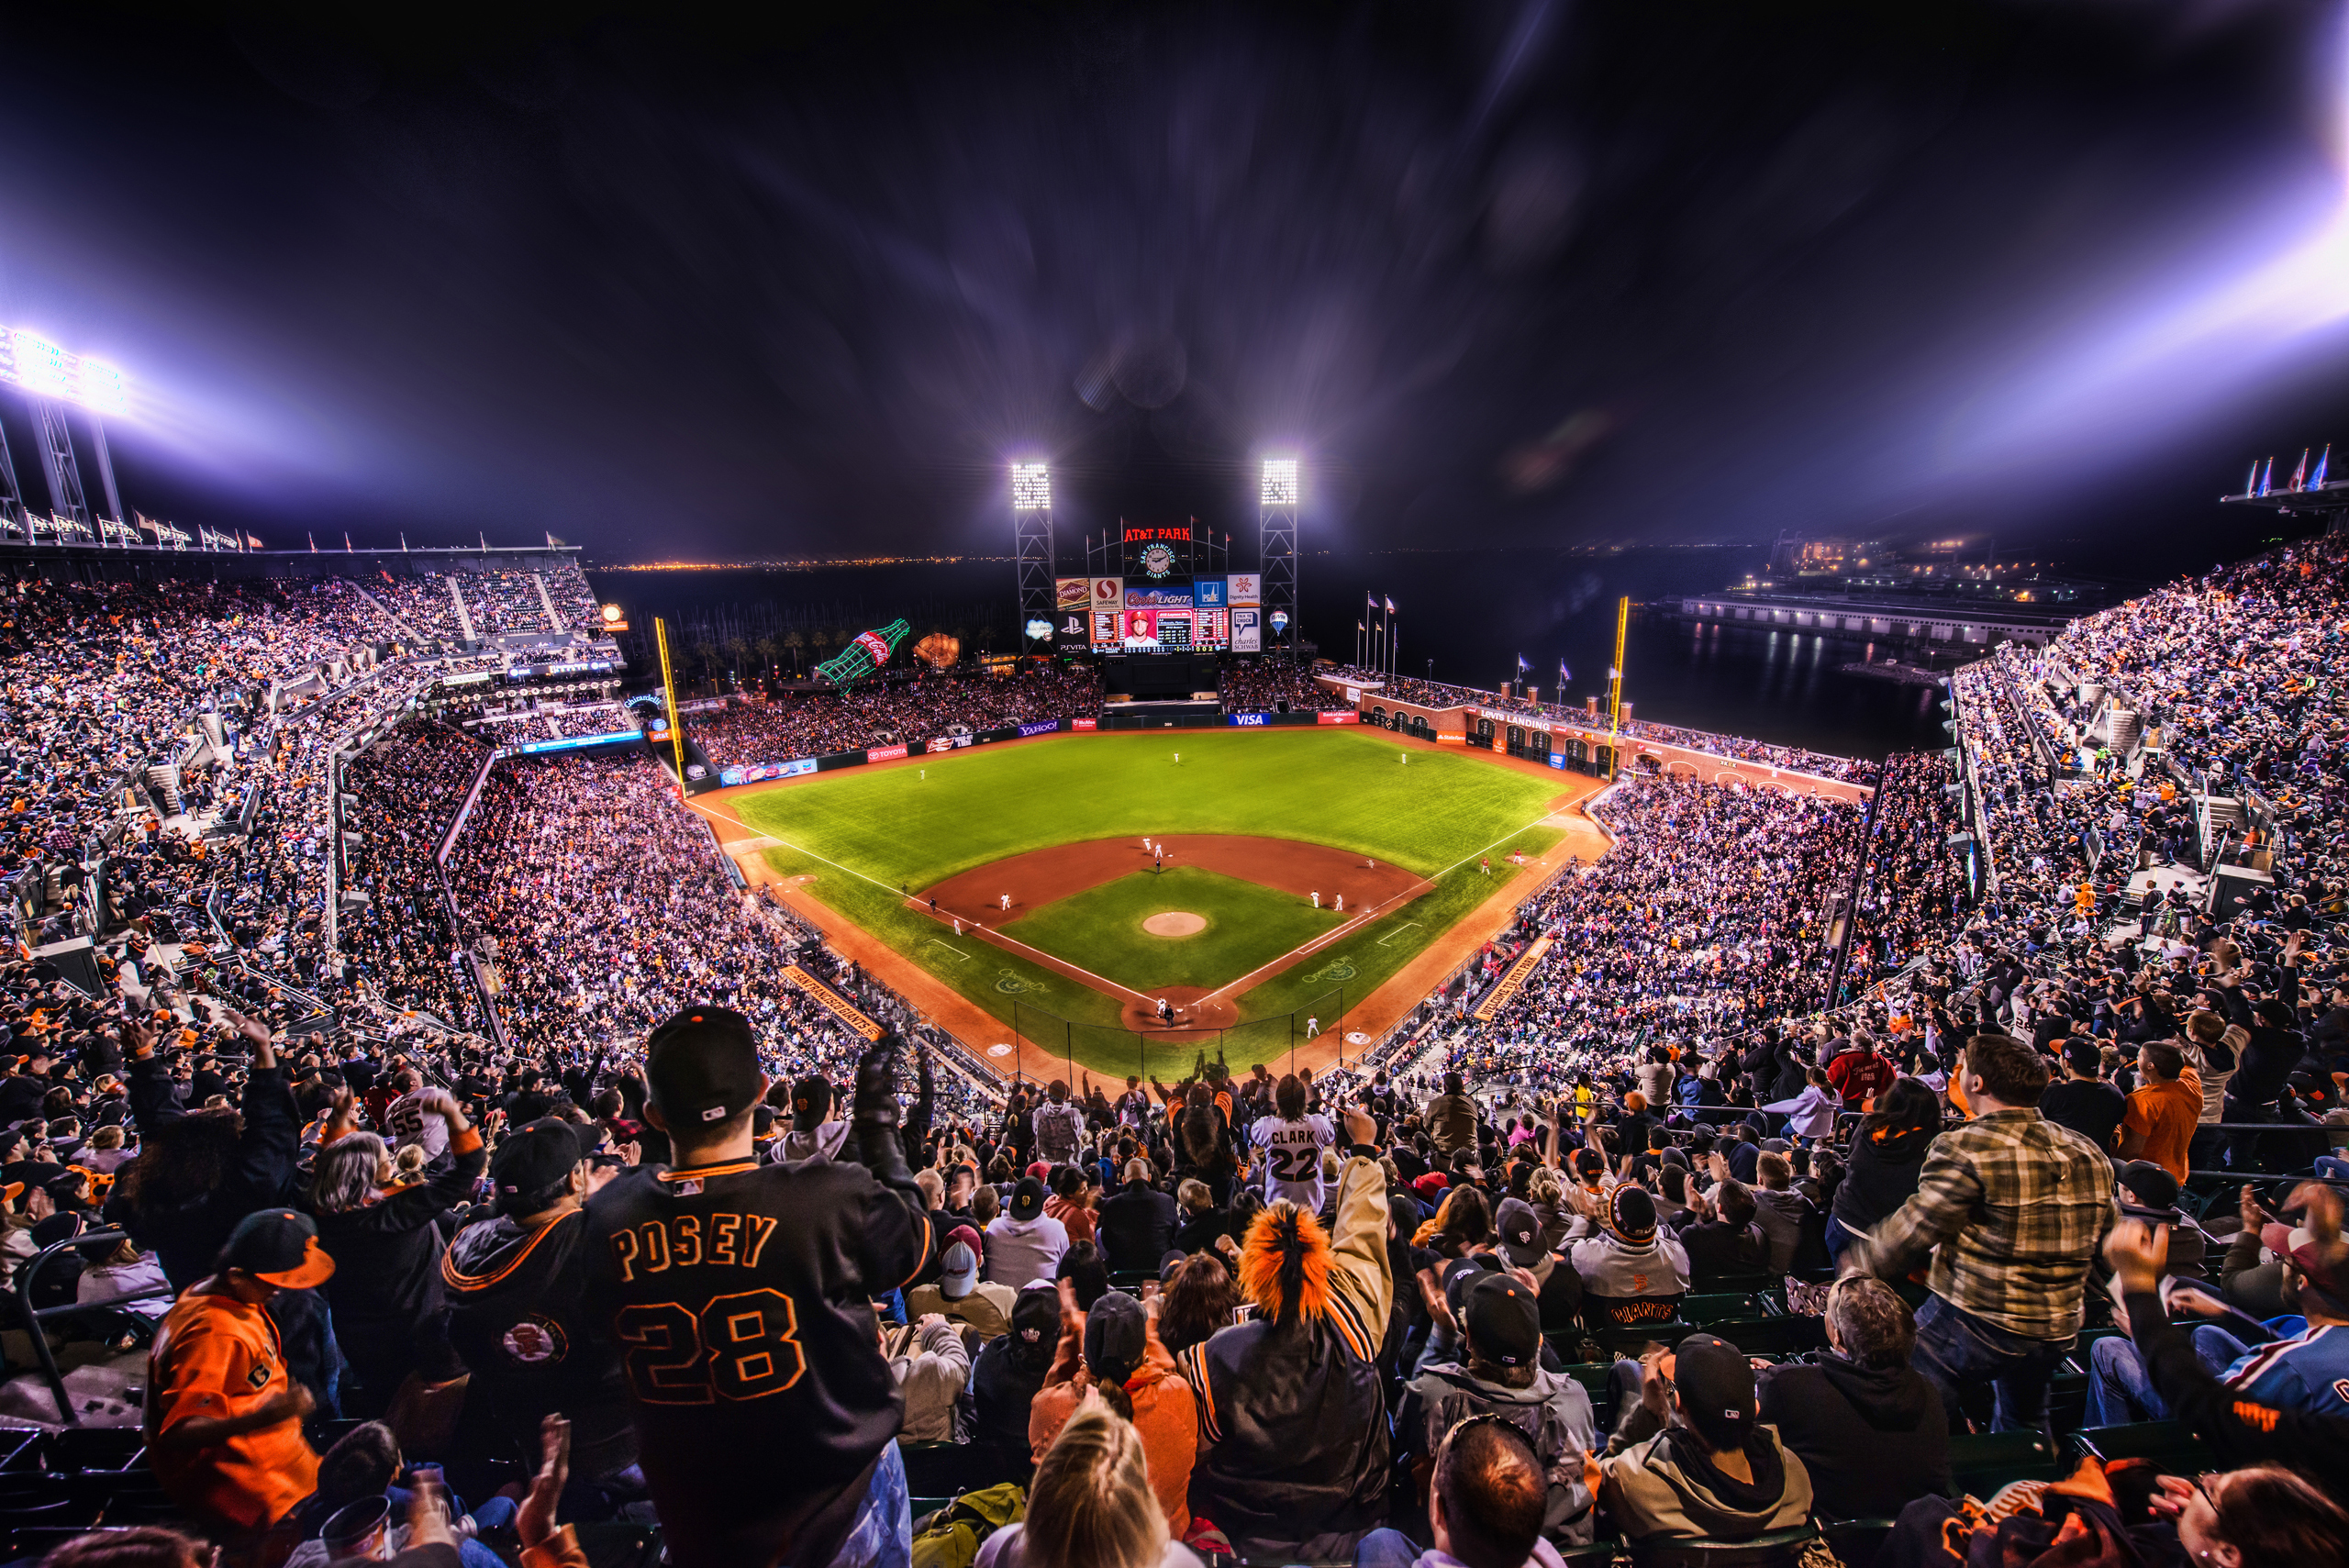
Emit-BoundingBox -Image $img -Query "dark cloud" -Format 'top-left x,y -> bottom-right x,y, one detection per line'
0,1 -> 2334,567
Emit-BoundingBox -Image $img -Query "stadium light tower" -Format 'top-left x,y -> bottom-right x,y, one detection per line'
0,329 -> 131,539
1010,462 -> 1056,651
1260,458 -> 1298,651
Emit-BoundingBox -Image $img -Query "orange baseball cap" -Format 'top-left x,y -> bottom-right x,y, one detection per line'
221,1208 -> 336,1290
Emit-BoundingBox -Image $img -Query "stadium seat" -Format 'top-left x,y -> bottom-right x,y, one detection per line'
1626,1524 -> 1823,1566
2066,1421 -> 2216,1477
1701,1317 -> 1820,1358
1676,1293 -> 1764,1327
1818,1517 -> 1897,1565
1944,1430 -> 2065,1497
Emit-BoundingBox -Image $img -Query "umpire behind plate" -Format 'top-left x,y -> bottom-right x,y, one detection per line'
585,1006 -> 932,1568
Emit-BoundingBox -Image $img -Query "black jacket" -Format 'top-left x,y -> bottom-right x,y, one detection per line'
310,1129 -> 488,1353
1675,1218 -> 1768,1288
1829,1136 -> 1930,1235
442,1207 -> 635,1478
1097,1181 -> 1179,1274
108,1056 -> 301,1290
1755,1354 -> 1950,1518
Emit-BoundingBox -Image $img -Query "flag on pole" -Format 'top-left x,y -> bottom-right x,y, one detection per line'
344,532 -> 353,551
1385,596 -> 1397,614
2290,449 -> 2310,489
1559,659 -> 1571,685
2259,457 -> 2274,495
308,532 -> 317,552
2316,444 -> 2332,488
547,530 -> 558,548
1516,652 -> 1530,672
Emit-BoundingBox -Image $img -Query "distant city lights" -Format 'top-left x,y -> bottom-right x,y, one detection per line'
1010,462 -> 1051,512
1261,458 -> 1299,506
0,328 -> 129,417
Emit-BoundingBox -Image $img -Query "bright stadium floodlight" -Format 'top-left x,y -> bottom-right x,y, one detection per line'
0,328 -> 131,417
1010,462 -> 1051,511
1261,458 -> 1299,506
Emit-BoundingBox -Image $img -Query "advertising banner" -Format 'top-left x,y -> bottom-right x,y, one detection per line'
1072,717 -> 1098,731
1230,608 -> 1262,652
1229,712 -> 1269,727
1227,573 -> 1262,606
1122,585 -> 1193,609
718,758 -> 819,786
1054,576 -> 1091,609
1549,753 -> 1566,769
866,743 -> 909,762
1193,576 -> 1228,608
508,729 -> 641,756
1472,938 -> 1553,1022
853,629 -> 894,665
1054,611 -> 1090,648
780,965 -> 886,1042
1316,711 -> 1359,726
926,737 -> 956,753
1018,719 -> 1062,738
1090,576 -> 1123,608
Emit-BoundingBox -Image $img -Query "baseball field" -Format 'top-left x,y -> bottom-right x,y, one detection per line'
701,728 -> 1590,1077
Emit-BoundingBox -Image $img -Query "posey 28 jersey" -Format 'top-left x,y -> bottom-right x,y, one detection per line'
584,1152 -> 929,1568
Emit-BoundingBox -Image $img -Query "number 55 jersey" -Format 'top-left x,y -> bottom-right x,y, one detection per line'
584,1152 -> 931,1568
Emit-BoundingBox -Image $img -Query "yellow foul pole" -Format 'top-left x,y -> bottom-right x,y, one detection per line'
1606,595 -> 1628,779
655,617 -> 688,787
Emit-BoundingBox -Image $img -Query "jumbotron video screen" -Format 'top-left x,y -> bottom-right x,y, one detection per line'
1061,525 -> 1263,653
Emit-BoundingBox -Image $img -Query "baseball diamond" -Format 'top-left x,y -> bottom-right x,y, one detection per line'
695,726 -> 1604,1076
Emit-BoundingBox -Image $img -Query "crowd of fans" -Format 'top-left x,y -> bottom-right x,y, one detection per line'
1217,662 -> 1353,713
1326,666 -> 1874,781
9,534 -> 2349,1566
1438,774 -> 1867,1085
693,665 -> 1103,768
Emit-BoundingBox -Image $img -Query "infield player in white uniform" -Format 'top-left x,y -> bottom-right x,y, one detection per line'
1248,1073 -> 1336,1212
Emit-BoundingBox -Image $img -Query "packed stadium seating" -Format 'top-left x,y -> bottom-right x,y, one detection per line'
691,666 -> 1103,766
5,535 -> 2348,1567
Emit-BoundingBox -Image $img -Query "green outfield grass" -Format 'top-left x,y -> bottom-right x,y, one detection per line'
1002,866 -> 1344,994
729,728 -> 1564,1070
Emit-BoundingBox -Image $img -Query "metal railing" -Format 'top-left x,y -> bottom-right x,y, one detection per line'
17,1229 -> 173,1425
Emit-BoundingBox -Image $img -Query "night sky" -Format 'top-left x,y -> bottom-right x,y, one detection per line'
2,1 -> 2345,569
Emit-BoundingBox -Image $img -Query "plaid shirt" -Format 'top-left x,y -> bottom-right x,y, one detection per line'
1869,1107 -> 2118,1340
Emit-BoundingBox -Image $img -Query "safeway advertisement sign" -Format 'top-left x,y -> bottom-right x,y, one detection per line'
1317,711 -> 1359,726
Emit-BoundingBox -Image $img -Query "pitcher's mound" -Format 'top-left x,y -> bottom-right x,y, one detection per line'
1142,911 -> 1208,938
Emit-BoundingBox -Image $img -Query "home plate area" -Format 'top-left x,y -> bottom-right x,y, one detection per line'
910,835 -> 1431,1032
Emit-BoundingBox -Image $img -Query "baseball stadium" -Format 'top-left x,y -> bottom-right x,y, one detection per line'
4,7 -> 2349,1568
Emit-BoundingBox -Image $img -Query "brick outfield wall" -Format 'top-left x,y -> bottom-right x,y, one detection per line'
1317,676 -> 1875,806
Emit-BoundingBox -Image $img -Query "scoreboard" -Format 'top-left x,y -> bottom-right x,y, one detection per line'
1084,525 -> 1258,652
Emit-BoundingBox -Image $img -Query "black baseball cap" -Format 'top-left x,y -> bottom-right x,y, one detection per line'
1464,1272 -> 1540,1368
2115,1159 -> 2181,1217
1442,1254 -> 1501,1318
2062,1040 -> 2102,1075
1009,1284 -> 1059,1346
1607,1185 -> 1658,1246
1495,1196 -> 1547,1269
791,1074 -> 833,1125
645,1006 -> 764,1129
491,1118 -> 592,1210
221,1207 -> 336,1289
1671,1332 -> 1756,1450
1009,1175 -> 1046,1221
1084,1289 -> 1148,1383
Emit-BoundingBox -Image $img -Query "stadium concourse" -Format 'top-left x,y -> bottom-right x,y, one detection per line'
0,541 -> 2345,1566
